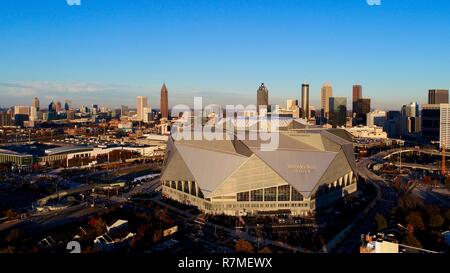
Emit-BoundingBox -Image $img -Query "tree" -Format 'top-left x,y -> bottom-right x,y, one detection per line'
404,234 -> 422,248
236,239 -> 254,253
375,213 -> 387,231
5,229 -> 21,243
406,211 -> 425,231
429,215 -> 445,229
88,217 -> 106,236
260,247 -> 272,254
4,209 -> 17,220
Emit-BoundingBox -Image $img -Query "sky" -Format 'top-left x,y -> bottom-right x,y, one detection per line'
0,0 -> 449,110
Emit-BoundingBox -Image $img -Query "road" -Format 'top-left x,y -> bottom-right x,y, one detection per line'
336,156 -> 398,253
149,196 -> 310,253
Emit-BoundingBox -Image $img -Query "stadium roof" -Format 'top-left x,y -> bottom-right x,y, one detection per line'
162,128 -> 357,198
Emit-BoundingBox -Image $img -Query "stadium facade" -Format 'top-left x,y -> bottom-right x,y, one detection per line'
161,127 -> 358,216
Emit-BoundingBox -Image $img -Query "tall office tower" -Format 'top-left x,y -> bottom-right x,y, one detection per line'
367,110 -> 386,128
55,101 -> 62,112
384,111 -> 402,138
32,97 -> 40,111
136,96 -> 148,121
66,110 -> 75,120
0,112 -> 13,127
321,82 -> 333,119
428,89 -> 449,104
64,99 -> 72,111
286,99 -> 298,110
329,97 -> 347,128
354,98 -> 371,125
352,85 -> 363,113
121,105 -> 129,117
48,101 -> 56,112
143,107 -> 153,123
161,83 -> 169,119
29,106 -> 38,121
401,102 -> 420,117
301,83 -> 310,119
256,83 -> 269,115
422,104 -> 441,142
401,102 -> 421,135
440,104 -> 450,149
14,106 -> 30,116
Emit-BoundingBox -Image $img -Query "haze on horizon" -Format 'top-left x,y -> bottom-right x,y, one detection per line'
1,0 -> 449,110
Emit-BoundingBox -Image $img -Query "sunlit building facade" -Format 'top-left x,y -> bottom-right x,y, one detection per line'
161,128 -> 358,216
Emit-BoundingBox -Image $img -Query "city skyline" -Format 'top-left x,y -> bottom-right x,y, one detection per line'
1,0 -> 450,109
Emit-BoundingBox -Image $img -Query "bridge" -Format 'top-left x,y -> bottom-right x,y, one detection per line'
37,182 -> 126,206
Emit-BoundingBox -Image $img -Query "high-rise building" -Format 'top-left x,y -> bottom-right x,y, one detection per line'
329,97 -> 347,128
66,110 -> 75,120
161,83 -> 169,119
32,97 -> 40,111
121,105 -> 129,117
256,83 -> 269,115
301,83 -> 310,119
428,89 -> 449,104
439,104 -> 450,149
55,101 -> 62,112
29,106 -> 38,121
384,111 -> 402,138
48,101 -> 56,112
352,85 -> 363,113
143,107 -> 153,123
14,106 -> 30,116
367,110 -> 386,128
14,114 -> 29,127
0,112 -> 13,127
64,99 -> 72,111
286,99 -> 298,110
401,102 -> 421,134
354,98 -> 371,125
321,82 -> 333,119
136,96 -> 148,121
422,104 -> 441,142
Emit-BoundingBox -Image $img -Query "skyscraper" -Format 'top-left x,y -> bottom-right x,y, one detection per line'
440,104 -> 450,149
301,83 -> 310,119
136,96 -> 148,121
64,99 -> 72,111
14,106 -> 30,116
401,102 -> 421,135
428,89 -> 449,104
329,97 -> 347,128
32,97 -> 40,111
422,104 -> 440,141
367,110 -> 386,128
286,99 -> 298,110
256,83 -> 269,114
352,85 -> 363,113
354,98 -> 371,125
30,106 -> 38,121
121,105 -> 129,117
0,112 -> 13,127
321,82 -> 333,119
161,83 -> 169,119
48,101 -> 56,112
56,101 -> 62,112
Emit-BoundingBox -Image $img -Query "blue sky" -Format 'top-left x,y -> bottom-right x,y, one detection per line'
0,0 -> 449,110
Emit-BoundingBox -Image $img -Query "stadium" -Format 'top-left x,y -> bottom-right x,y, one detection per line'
161,127 -> 358,216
